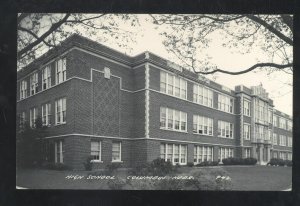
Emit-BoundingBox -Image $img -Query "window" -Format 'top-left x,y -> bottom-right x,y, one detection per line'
279,152 -> 286,160
55,58 -> 66,84
42,103 -> 51,126
243,100 -> 251,116
193,115 -> 213,136
30,72 -> 38,95
55,98 -> 66,125
29,107 -> 38,128
218,94 -> 234,113
243,124 -> 250,140
112,142 -> 121,162
273,115 -> 278,127
287,120 -> 292,131
20,80 -> 27,99
279,135 -> 286,146
255,125 -> 268,140
245,148 -> 251,158
42,66 -> 51,90
288,153 -> 292,160
160,143 -> 187,165
218,121 -> 234,138
194,145 -> 214,164
268,110 -> 273,124
193,84 -> 213,108
219,147 -> 234,162
91,141 -> 102,161
55,140 -> 64,163
273,133 -> 277,145
273,152 -> 278,159
287,137 -> 292,147
160,107 -> 187,132
160,71 -> 187,99
279,117 -> 286,130
19,111 -> 26,129
254,99 -> 268,124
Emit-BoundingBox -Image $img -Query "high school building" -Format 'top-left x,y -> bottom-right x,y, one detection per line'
17,34 -> 293,170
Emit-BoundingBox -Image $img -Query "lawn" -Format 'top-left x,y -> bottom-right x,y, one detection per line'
16,165 -> 292,190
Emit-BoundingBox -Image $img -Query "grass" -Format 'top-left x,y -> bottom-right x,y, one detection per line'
16,165 -> 292,190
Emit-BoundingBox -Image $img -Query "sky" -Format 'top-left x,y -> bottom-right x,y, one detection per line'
103,15 -> 292,116
22,14 -> 293,116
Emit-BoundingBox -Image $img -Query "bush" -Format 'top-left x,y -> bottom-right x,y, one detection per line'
83,156 -> 94,171
285,160 -> 292,167
268,158 -> 292,166
106,162 -> 122,174
149,158 -> 176,176
222,157 -> 257,165
244,158 -> 257,165
107,176 -> 127,190
187,162 -> 194,167
130,158 -> 176,176
186,168 -> 232,190
278,159 -> 286,166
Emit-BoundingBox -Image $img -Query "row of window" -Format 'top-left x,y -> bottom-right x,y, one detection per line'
160,107 -> 187,132
273,115 -> 292,131
160,71 -> 234,113
20,58 -> 66,100
273,151 -> 292,160
19,98 -> 66,128
160,143 -> 235,165
91,141 -> 122,162
273,134 -> 292,147
160,107 -> 234,138
55,140 -> 122,163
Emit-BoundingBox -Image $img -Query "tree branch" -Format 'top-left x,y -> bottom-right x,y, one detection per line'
194,63 -> 293,75
18,13 -> 71,59
18,26 -> 56,47
17,13 -> 30,25
246,15 -> 293,46
280,15 -> 293,31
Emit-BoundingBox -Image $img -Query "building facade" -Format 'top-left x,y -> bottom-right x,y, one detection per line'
17,34 -> 293,170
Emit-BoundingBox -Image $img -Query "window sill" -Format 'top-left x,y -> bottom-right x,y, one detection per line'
55,122 -> 66,126
218,136 -> 234,139
160,128 -> 188,133
193,133 -> 213,137
91,160 -> 103,163
111,161 -> 123,163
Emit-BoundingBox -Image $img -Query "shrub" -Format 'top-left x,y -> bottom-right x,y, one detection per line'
222,157 -> 257,165
186,168 -> 232,190
268,158 -> 291,166
107,176 -> 127,190
195,161 -> 219,167
210,161 -> 219,166
148,158 -> 176,176
106,162 -> 122,174
285,160 -> 292,167
268,158 -> 279,166
244,158 -> 257,165
83,156 -> 94,171
130,158 -> 176,176
187,162 -> 194,167
278,159 -> 286,166
130,162 -> 152,176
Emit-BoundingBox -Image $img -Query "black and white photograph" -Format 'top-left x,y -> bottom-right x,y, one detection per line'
15,13 -> 293,191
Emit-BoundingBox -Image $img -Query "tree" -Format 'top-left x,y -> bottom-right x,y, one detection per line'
17,13 -> 138,69
16,117 -> 48,168
150,14 -> 293,76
